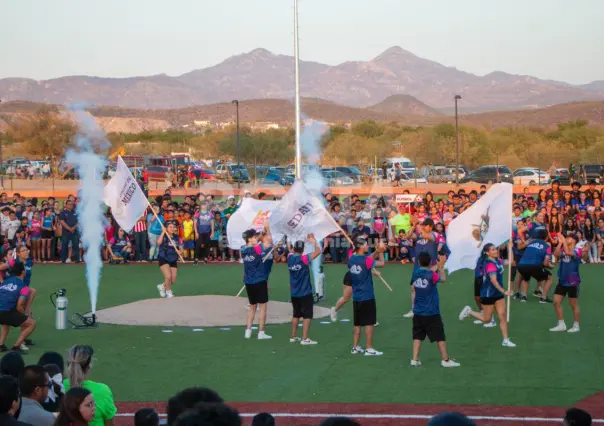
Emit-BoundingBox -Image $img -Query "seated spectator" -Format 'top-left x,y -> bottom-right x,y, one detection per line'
0,352 -> 25,378
135,408 -> 160,426
426,412 -> 475,426
107,229 -> 132,263
251,412 -> 274,426
0,375 -> 30,426
319,417 -> 360,426
55,388 -> 95,426
18,365 -> 55,426
64,345 -> 116,426
167,387 -> 223,426
174,403 -> 240,426
564,408 -> 592,426
40,363 -> 63,413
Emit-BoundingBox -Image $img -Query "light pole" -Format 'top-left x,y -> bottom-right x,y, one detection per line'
454,95 -> 462,186
231,100 -> 240,189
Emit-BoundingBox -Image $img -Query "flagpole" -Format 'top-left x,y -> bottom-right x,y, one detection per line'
146,199 -> 186,264
293,0 -> 302,179
506,193 -> 513,322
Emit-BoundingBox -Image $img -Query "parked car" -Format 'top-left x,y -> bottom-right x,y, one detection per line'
229,168 -> 250,183
513,169 -> 550,186
147,165 -> 169,181
554,168 -> 571,186
399,172 -> 428,185
188,168 -> 217,182
581,164 -> 604,184
460,165 -> 513,184
322,170 -> 354,186
332,166 -> 363,183
428,167 -> 457,184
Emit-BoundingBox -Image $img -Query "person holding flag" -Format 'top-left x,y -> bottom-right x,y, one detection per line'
459,243 -> 516,348
550,234 -> 582,333
287,234 -> 321,345
241,224 -> 273,340
349,237 -> 386,356
156,222 -> 183,299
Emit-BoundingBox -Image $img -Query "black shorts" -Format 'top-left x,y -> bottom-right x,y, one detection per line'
480,296 -> 504,306
41,230 -> 54,239
158,258 -> 177,269
246,281 -> 269,305
474,277 -> 482,297
554,284 -> 580,299
0,310 -> 28,327
513,254 -> 522,265
343,272 -> 352,286
412,314 -> 446,342
517,265 -> 551,282
353,299 -> 376,326
291,294 -> 314,319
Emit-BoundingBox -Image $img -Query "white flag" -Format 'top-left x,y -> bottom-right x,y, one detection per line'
226,198 -> 283,249
103,156 -> 148,232
445,183 -> 513,274
269,179 -> 339,243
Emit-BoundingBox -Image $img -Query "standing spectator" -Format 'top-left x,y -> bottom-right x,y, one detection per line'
147,205 -> 163,261
54,388 -> 95,426
0,375 -> 30,426
133,216 -> 148,262
59,200 -> 79,264
548,162 -> 557,180
64,345 -> 116,426
18,365 -> 55,426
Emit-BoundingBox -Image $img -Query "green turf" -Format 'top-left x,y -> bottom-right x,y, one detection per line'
24,263 -> 603,406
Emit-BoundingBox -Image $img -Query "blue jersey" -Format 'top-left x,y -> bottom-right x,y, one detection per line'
475,256 -> 486,278
42,216 -> 53,229
513,230 -> 527,257
519,239 -> 550,266
0,276 -> 29,311
260,244 -> 274,279
22,258 -> 33,287
158,234 -> 182,263
287,254 -> 312,297
196,212 -> 212,234
348,254 -> 375,302
413,232 -> 440,270
481,259 -> 504,298
242,244 -> 266,285
529,221 -> 547,239
557,248 -> 582,287
411,267 -> 441,316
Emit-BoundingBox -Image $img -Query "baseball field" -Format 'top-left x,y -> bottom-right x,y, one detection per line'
24,263 -> 604,425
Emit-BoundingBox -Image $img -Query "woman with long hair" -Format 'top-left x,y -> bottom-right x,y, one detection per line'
156,222 -> 183,299
41,208 -> 55,262
582,217 -> 597,263
55,388 -> 96,426
459,243 -> 516,348
64,345 -> 116,426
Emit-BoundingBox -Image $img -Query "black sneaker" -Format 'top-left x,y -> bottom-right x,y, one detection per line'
512,292 -> 520,300
520,296 -> 528,302
0,345 -> 8,353
533,290 -> 543,298
24,339 -> 34,346
11,344 -> 29,354
540,297 -> 553,304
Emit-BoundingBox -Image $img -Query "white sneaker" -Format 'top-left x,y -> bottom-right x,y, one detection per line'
300,338 -> 318,345
483,319 -> 497,328
403,310 -> 414,318
550,323 -> 567,332
245,329 -> 252,339
258,331 -> 272,340
289,337 -> 301,343
65,259 -> 72,264
330,307 -> 337,322
19,343 -> 30,354
351,346 -> 364,354
567,325 -> 580,333
364,348 -> 383,356
441,359 -> 461,368
157,284 -> 166,298
410,359 -> 422,367
166,291 -> 174,299
238,258 -> 244,264
374,322 -> 380,327
459,305 -> 472,321
473,319 -> 484,325
502,339 -> 516,348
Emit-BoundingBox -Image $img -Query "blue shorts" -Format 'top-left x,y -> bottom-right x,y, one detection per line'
183,240 -> 195,249
30,235 -> 41,241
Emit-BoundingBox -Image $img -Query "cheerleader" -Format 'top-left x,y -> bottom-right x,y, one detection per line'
156,222 -> 183,299
459,243 -> 516,348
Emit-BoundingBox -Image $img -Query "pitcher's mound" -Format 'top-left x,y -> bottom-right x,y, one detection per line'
95,295 -> 332,327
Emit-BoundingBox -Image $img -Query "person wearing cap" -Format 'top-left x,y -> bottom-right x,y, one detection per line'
517,229 -> 554,303
348,237 -> 386,356
404,218 -> 445,319
550,233 -> 582,333
287,234 -> 321,345
241,224 -> 273,340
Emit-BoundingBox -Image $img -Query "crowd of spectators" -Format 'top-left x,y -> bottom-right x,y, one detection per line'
0,345 -> 594,426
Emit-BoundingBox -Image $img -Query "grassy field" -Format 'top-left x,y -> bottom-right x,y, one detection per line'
23,262 -> 603,406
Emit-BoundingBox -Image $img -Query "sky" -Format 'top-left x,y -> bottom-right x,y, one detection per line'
1,0 -> 602,84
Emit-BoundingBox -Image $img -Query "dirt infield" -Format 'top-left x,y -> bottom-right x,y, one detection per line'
95,295 -> 331,327
114,392 -> 604,426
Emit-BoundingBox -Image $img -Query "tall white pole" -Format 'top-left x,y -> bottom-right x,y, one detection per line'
294,0 -> 302,179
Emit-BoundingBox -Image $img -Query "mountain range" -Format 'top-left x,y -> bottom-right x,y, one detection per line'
1,46 -> 603,111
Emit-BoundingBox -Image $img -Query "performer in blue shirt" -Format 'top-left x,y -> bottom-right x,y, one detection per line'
241,224 -> 273,340
550,234 -> 582,333
460,243 -> 516,348
517,229 -> 554,303
348,237 -> 386,356
156,222 -> 183,299
0,262 -> 36,353
511,219 -> 529,300
287,234 -> 321,345
411,252 -> 459,367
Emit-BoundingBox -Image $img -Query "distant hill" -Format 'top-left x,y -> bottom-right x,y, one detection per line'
367,94 -> 443,117
1,47 -> 603,110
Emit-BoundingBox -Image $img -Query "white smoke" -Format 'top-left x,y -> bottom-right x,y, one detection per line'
65,108 -> 108,314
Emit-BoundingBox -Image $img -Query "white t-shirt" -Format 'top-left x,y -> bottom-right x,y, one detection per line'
6,219 -> 21,239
